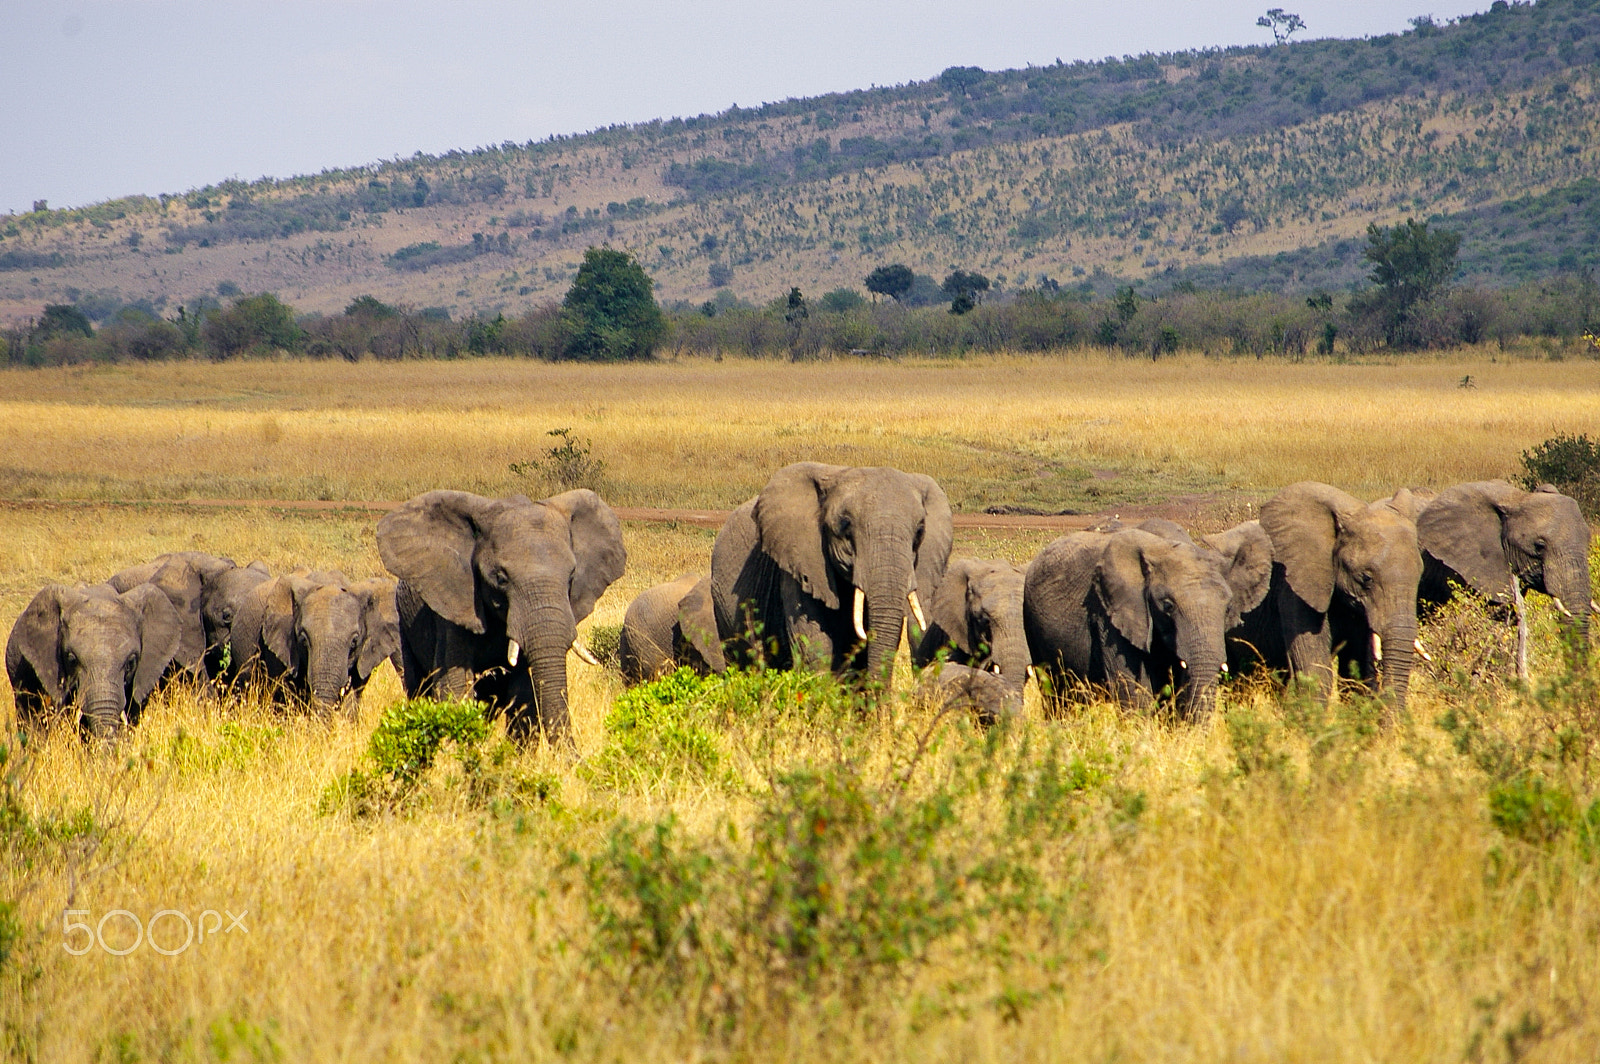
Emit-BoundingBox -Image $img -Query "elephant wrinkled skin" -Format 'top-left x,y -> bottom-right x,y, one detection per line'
1025,524 -> 1271,719
377,489 -> 626,745
619,574 -> 725,685
912,556 -> 1029,686
1230,482 -> 1424,717
7,582 -> 184,738
710,463 -> 953,689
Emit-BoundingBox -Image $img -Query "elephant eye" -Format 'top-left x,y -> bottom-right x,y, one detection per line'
219,608 -> 233,625
490,568 -> 511,590
1532,537 -> 1547,553
913,522 -> 925,552
1358,571 -> 1374,588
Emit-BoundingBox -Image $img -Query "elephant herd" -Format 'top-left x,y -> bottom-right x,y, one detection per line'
624,467 -> 1595,727
5,467 -> 1594,743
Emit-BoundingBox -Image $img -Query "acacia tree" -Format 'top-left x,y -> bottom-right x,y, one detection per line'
1359,218 -> 1462,347
1256,8 -> 1305,44
865,264 -> 914,304
562,246 -> 665,361
942,270 -> 990,315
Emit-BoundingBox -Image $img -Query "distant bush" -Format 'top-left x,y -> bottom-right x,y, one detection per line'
201,293 -> 302,357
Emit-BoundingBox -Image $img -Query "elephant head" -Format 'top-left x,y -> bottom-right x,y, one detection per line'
109,552 -> 271,679
1095,528 -> 1267,718
1260,482 -> 1423,710
244,572 -> 400,714
913,557 -> 1029,685
377,489 -> 626,742
6,583 -> 183,737
1417,480 -> 1592,644
750,462 -> 952,681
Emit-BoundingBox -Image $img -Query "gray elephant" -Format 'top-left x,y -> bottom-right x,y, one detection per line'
227,570 -> 401,717
6,582 -> 185,737
1024,524 -> 1271,719
710,462 -> 953,687
1415,480 -> 1593,647
376,489 -> 626,744
1231,483 -> 1424,715
911,557 -> 1029,686
915,660 -> 1022,728
109,551 -> 272,680
619,574 -> 725,685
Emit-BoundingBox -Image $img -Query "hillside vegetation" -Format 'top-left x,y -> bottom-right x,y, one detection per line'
3,0 -> 1600,325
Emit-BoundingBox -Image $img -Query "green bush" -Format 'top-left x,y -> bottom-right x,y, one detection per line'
561,246 -> 666,360
1519,432 -> 1600,516
583,668 -> 729,790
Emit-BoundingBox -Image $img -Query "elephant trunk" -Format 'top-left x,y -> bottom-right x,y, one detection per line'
860,538 -> 915,686
508,593 -> 578,745
1173,619 -> 1228,721
304,639 -> 353,711
1375,621 -> 1417,717
80,673 -> 128,737
1543,554 -> 1592,647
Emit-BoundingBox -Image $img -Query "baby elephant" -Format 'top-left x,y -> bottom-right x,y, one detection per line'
916,660 -> 1022,728
109,551 -> 272,681
227,571 -> 401,718
7,583 -> 186,738
619,574 -> 726,684
1025,525 -> 1271,719
912,556 -> 1029,687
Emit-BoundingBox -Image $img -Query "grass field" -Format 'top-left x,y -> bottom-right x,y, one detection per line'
2,352 -> 1599,1063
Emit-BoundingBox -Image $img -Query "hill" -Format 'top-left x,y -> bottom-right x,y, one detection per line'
2,0 -> 1599,326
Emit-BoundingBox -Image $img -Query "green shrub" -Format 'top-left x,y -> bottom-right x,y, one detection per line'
1519,432 -> 1600,516
583,668 -> 728,790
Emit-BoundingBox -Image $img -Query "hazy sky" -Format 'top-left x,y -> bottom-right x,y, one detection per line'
4,1 -> 1486,215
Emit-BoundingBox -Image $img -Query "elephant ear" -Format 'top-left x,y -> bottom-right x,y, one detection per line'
542,489 -> 627,623
911,473 -> 955,602
1095,531 -> 1154,653
1260,481 -> 1364,613
260,575 -> 310,672
6,585 -> 74,703
146,557 -> 208,671
1416,480 -> 1519,602
927,557 -> 976,655
1201,522 -> 1274,620
1376,487 -> 1429,522
754,462 -> 843,610
119,584 -> 183,705
377,490 -> 502,634
351,578 -> 402,680
678,577 -> 726,673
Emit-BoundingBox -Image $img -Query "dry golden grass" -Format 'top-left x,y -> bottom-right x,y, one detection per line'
2,351 -> 1597,514
2,355 -> 1598,1063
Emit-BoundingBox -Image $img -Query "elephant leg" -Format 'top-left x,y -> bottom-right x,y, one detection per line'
427,620 -> 479,700
1278,582 -> 1335,700
780,572 -> 837,673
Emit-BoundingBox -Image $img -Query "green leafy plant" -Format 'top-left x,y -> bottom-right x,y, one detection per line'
510,427 -> 606,493
1519,432 -> 1600,516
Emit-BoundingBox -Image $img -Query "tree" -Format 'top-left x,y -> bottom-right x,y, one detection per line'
36,304 -> 93,341
942,270 -> 990,315
345,295 -> 399,319
865,264 -> 914,304
562,246 -> 665,361
1256,8 -> 1305,44
201,293 -> 302,358
1364,218 -> 1460,308
938,66 -> 988,97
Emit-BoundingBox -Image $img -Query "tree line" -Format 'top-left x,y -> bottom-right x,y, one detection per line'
5,220 -> 1597,368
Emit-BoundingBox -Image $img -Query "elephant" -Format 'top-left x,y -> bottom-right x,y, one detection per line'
227,570 -> 401,717
1414,480 -> 1593,648
6,582 -> 185,737
109,551 -> 272,680
1024,523 -> 1271,719
911,556 -> 1029,686
915,660 -> 1022,728
1230,482 -> 1424,716
619,574 -> 725,685
710,462 -> 953,688
376,489 -> 626,744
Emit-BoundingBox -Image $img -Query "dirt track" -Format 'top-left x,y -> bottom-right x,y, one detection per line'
0,497 -> 1116,532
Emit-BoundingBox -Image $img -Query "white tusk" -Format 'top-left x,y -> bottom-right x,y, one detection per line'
507,639 -> 520,666
989,662 -> 1002,676
1414,638 -> 1433,662
1179,659 -> 1188,671
571,638 -> 601,666
1553,598 -> 1574,618
853,586 -> 868,642
907,589 -> 927,631
1371,633 -> 1383,662
1220,662 -> 1229,675
1026,665 -> 1036,682
1592,599 -> 1599,614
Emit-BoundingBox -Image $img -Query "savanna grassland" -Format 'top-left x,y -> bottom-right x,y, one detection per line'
2,352 -> 1600,1063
